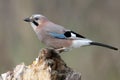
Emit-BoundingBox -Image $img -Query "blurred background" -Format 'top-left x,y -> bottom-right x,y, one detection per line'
0,0 -> 120,80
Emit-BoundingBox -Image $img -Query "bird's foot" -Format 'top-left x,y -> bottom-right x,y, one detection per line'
55,47 -> 69,53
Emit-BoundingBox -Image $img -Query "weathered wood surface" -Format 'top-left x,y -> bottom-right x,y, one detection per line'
0,48 -> 81,80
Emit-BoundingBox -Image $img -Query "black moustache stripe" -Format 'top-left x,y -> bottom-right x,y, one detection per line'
32,20 -> 39,26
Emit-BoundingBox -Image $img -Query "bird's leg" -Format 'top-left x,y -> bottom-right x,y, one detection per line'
55,47 -> 70,53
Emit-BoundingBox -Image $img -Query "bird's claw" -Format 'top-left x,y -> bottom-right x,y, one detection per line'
55,47 -> 69,53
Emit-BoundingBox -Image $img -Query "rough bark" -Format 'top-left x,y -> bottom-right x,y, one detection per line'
0,48 -> 81,80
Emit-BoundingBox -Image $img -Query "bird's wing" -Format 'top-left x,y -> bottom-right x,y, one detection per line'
48,31 -> 86,39
49,32 -> 67,39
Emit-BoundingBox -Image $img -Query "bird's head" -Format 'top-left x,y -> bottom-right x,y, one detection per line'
24,14 -> 48,31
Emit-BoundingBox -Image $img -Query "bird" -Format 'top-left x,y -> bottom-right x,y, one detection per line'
24,14 -> 118,52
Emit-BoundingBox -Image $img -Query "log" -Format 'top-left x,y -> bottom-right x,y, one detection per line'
0,48 -> 81,80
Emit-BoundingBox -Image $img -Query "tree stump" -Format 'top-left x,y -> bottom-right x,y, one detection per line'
0,48 -> 81,80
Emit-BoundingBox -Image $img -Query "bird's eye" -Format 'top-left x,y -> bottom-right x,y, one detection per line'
34,17 -> 39,20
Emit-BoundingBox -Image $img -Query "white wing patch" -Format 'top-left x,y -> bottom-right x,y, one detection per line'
68,33 -> 82,40
70,33 -> 77,38
64,31 -> 85,39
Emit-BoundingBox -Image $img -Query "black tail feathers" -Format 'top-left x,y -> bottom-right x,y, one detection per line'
90,42 -> 118,51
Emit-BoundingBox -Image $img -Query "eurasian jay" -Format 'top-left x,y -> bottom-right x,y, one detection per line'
24,14 -> 118,52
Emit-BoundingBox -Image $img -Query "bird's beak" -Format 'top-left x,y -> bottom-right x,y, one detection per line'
24,17 -> 32,22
